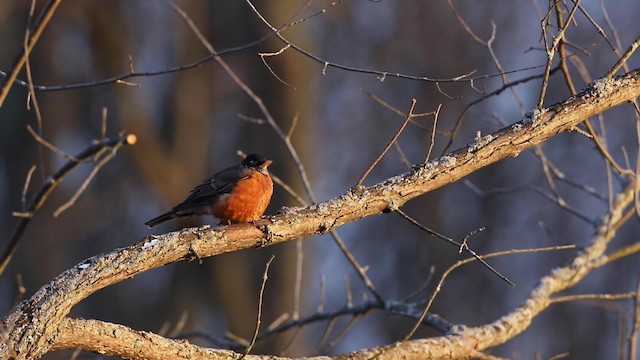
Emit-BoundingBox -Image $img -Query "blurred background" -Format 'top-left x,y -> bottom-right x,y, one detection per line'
1,1 -> 639,358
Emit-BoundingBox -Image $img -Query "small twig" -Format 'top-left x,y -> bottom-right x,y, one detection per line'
12,273 -> 26,307
345,274 -> 353,308
286,0 -> 344,27
237,113 -> 267,125
396,208 -> 514,286
327,313 -> 363,349
356,99 -> 416,187
329,229 -> 383,302
240,255 -> 275,359
424,104 -> 442,162
24,0 -> 46,180
441,65 -> 562,155
555,1 -> 578,97
394,142 -> 412,168
181,297 -> 455,351
167,311 -> 190,338
464,179 -> 595,226
532,148 -> 606,201
286,113 -> 299,140
279,326 -> 303,356
243,0 -> 548,90
259,45 -> 295,89
359,89 -> 431,130
0,133 -> 137,276
26,125 -> 78,161
224,332 -> 249,348
537,1 -> 581,109
293,237 -> 303,320
634,101 -> 640,218
583,119 -> 630,176
101,107 -> 108,139
266,313 -> 289,333
459,227 -> 486,254
549,353 -> 571,360
115,79 -> 140,87
53,143 -> 124,217
401,266 -> 436,303
270,173 -> 306,206
69,349 -> 81,360
318,275 -> 326,313
600,242 -> 640,266
313,317 -> 337,354
446,0 -> 486,44
20,165 -> 37,212
0,0 -> 62,107
402,245 -> 576,341
629,277 -> 640,360
572,1 -> 615,51
550,292 -> 636,304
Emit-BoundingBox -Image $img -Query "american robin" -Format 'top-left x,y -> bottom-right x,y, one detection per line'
145,154 -> 273,227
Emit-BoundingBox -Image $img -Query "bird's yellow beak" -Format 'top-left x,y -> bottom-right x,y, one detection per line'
261,160 -> 273,169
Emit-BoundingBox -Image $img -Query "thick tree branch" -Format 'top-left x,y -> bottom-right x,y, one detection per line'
44,178 -> 637,360
1,69 -> 639,359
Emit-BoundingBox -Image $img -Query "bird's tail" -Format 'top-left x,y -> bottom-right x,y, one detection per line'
145,211 -> 176,228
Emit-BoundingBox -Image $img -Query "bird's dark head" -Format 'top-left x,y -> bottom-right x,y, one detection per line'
242,154 -> 273,173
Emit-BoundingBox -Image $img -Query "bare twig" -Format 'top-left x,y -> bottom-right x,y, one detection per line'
634,101 -> 640,218
101,107 -> 108,139
464,179 -> 595,226
395,208 -> 514,286
601,242 -> 640,266
326,313 -> 362,349
313,317 -> 337,353
53,141 -> 126,217
0,0 -> 62,107
356,99 -> 416,187
26,125 -> 78,161
244,0 -> 549,89
554,1 -> 578,95
441,66 -> 561,155
326,229 -> 384,302
359,89 -> 432,130
572,1 -> 615,51
630,277 -> 640,360
402,244 -> 576,342
259,45 -> 296,89
424,104 -> 442,162
401,266 -> 436,303
270,173 -> 307,206
551,292 -> 635,304
163,296 -> 454,351
24,0 -> 45,171
12,274 -> 26,307
19,165 -> 37,212
293,237 -> 303,320
538,1 -> 581,109
532,148 -> 606,201
0,133 -> 137,276
240,255 -> 275,359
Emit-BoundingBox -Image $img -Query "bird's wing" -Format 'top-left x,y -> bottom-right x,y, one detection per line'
180,165 -> 252,206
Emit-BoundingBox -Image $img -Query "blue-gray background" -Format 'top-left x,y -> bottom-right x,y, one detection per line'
1,1 -> 639,358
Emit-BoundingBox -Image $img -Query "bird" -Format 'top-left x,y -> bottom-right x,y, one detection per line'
145,154 -> 273,228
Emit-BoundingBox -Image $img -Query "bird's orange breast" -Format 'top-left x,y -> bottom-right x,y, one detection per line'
210,171 -> 273,223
